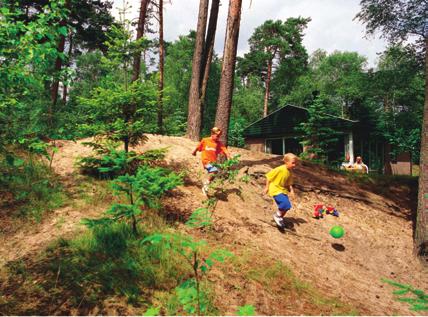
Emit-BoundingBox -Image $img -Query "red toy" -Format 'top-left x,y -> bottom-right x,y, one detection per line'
313,204 -> 340,219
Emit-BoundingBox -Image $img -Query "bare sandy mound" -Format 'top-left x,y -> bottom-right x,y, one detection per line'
136,134 -> 427,315
1,134 -> 426,315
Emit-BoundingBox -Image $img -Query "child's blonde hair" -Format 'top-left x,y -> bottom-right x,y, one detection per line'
283,153 -> 298,163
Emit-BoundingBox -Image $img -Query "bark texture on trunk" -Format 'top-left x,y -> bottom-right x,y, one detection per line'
157,0 -> 164,134
214,0 -> 242,145
186,0 -> 209,141
415,37 -> 428,263
131,0 -> 151,82
199,0 -> 220,131
50,20 -> 66,126
263,59 -> 272,117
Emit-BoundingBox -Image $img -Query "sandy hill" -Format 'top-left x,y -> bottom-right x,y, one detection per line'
1,134 -> 427,315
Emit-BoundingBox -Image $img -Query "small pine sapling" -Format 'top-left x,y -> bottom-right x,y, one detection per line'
78,140 -> 167,178
83,165 -> 183,235
142,233 -> 233,315
382,278 -> 428,312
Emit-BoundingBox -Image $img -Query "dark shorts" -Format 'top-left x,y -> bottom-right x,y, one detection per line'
204,164 -> 218,173
273,193 -> 292,212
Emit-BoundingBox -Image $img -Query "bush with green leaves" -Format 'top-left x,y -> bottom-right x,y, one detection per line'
0,1 -> 69,148
78,141 -> 167,178
83,165 -> 183,235
142,233 -> 233,315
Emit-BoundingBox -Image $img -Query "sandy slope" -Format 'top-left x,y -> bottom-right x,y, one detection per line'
1,134 -> 427,315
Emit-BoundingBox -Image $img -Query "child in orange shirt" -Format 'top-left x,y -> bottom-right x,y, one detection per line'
192,127 -> 231,195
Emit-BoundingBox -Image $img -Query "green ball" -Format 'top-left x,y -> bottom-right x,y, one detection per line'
330,225 -> 345,239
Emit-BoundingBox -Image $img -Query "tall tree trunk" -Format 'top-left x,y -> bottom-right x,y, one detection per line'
263,59 -> 272,117
199,0 -> 220,130
383,95 -> 393,175
214,0 -> 242,145
62,33 -> 73,103
186,0 -> 209,141
131,0 -> 151,82
415,37 -> 428,261
50,20 -> 66,127
157,0 -> 164,134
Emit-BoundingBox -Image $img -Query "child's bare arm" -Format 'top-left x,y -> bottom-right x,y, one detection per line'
192,146 -> 198,156
288,185 -> 295,199
192,141 -> 203,156
263,179 -> 270,195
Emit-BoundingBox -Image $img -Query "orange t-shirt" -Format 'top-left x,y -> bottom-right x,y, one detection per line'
196,137 -> 227,166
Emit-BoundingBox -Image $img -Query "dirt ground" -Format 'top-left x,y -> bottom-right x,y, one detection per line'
1,134 -> 427,315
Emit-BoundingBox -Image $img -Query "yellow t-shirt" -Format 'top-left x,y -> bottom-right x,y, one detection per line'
266,165 -> 293,197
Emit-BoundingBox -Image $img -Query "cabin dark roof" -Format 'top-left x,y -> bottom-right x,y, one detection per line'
243,104 -> 357,138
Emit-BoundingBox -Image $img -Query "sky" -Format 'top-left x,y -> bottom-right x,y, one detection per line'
112,0 -> 388,68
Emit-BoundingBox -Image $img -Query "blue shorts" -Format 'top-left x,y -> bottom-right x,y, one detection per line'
273,193 -> 292,212
204,164 -> 218,173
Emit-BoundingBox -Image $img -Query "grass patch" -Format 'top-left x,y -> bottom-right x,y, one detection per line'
0,154 -> 64,221
0,210 -> 222,315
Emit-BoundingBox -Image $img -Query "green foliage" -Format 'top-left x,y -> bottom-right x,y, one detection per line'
143,233 -> 233,315
143,306 -> 160,316
212,155 -> 241,187
76,17 -> 157,150
296,97 -> 341,162
17,221 -> 191,311
0,1 -> 69,147
78,141 -> 167,178
238,18 -> 310,109
185,207 -> 213,229
383,278 -> 428,311
83,165 -> 183,234
356,0 -> 427,53
370,45 -> 424,163
78,79 -> 157,151
175,278 -> 210,315
0,152 -> 63,220
236,304 -> 256,316
228,117 -> 247,148
284,50 -> 367,118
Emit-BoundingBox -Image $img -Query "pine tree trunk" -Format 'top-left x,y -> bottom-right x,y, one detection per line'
62,33 -> 73,103
263,59 -> 272,117
214,0 -> 242,145
186,0 -> 209,141
199,0 -> 220,131
415,37 -> 428,262
50,20 -> 66,127
157,0 -> 164,134
131,0 -> 151,82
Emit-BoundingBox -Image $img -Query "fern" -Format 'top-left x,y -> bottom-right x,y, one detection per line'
382,278 -> 428,311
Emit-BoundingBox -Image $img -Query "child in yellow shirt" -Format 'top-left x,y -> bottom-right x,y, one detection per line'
264,153 -> 298,228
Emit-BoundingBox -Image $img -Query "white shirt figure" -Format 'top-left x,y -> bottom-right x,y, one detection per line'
341,153 -> 354,170
353,156 -> 368,174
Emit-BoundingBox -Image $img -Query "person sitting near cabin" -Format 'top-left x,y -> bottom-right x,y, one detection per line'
340,153 -> 353,170
353,156 -> 369,174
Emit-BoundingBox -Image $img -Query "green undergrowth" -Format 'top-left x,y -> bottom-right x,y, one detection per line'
0,211 -> 221,315
0,153 -> 64,221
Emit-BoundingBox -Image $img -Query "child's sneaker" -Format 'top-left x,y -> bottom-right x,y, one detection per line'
273,213 -> 285,228
202,181 -> 209,196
